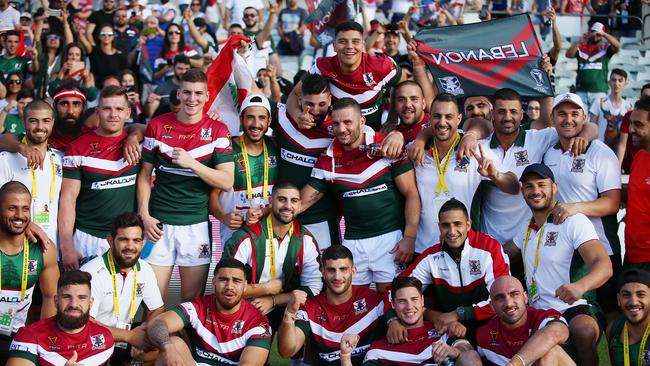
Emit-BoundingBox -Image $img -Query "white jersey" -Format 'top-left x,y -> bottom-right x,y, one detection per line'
589,97 -> 633,142
0,149 -> 63,248
543,140 -> 621,255
481,128 -> 558,244
414,136 -> 504,254
513,213 -> 598,313
81,252 -> 163,328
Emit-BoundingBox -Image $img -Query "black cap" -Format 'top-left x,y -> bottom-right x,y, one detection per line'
519,163 -> 555,182
618,268 -> 650,290
193,17 -> 207,28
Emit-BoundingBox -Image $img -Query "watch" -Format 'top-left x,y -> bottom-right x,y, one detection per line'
455,306 -> 466,321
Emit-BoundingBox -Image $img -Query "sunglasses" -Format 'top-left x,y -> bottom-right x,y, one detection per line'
99,32 -> 114,36
243,13 -> 257,18
8,80 -> 22,85
168,30 -> 181,35
191,3 -> 201,5
47,34 -> 60,39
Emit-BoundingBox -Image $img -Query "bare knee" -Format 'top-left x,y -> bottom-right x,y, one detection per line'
569,315 -> 600,346
538,345 -> 576,366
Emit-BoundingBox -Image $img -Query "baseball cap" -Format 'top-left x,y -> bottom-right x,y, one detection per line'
20,12 -> 31,19
590,22 -> 605,33
618,268 -> 650,290
240,94 -> 271,116
552,92 -> 587,115
519,163 -> 555,182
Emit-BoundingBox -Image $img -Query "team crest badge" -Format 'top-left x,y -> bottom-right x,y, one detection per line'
454,157 -> 469,172
91,334 -> 106,350
89,143 -> 101,155
545,231 -> 558,246
237,158 -> 247,173
198,243 -> 210,258
260,322 -> 271,337
642,350 -> 650,365
200,128 -> 212,141
469,260 -> 481,275
268,155 -> 277,167
427,329 -> 439,338
363,72 -> 376,87
514,150 -> 530,166
232,320 -> 244,334
571,158 -> 586,173
162,125 -> 173,139
136,283 -> 145,297
27,260 -> 38,274
353,299 -> 367,315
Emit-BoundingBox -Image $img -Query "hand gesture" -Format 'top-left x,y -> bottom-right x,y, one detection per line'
267,64 -> 277,79
286,289 -> 308,314
206,109 -> 222,121
147,93 -> 161,104
27,47 -> 38,58
382,131 -> 405,158
245,208 -> 263,225
407,138 -> 426,166
407,5 -> 417,15
568,136 -> 588,156
251,295 -> 274,314
26,222 -> 53,253
264,278 -> 283,295
20,143 -> 44,169
340,334 -> 360,356
456,133 -> 479,161
476,144 -> 497,179
297,105 -> 316,130
269,2 -> 279,14
223,211 -> 244,230
65,351 -> 86,366
551,202 -> 580,224
183,6 -> 192,20
406,40 -> 424,68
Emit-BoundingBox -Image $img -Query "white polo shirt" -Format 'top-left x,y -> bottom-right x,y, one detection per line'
513,213 -> 598,313
480,128 -> 558,245
543,140 -> 621,256
414,135 -> 504,254
82,252 -> 163,328
0,149 -> 63,248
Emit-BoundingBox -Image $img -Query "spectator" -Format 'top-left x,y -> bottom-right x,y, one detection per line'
112,8 -> 138,54
128,16 -> 165,85
153,23 -> 201,81
0,73 -> 25,113
119,69 -> 143,124
560,0 -> 594,14
124,0 -> 145,29
183,7 -> 219,58
32,9 -> 74,98
277,0 -> 307,56
152,0 -> 178,30
144,54 -> 191,117
566,22 -> 620,108
0,30 -> 39,79
525,99 -> 542,129
589,68 -> 633,151
224,0 -> 264,30
81,24 -> 128,88
241,3 -> 282,77
617,84 -> 650,171
86,0 -> 117,45
613,0 -> 642,38
0,0 -> 20,32
0,88 -> 32,136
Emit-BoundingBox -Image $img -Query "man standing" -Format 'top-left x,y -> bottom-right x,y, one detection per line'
566,22 -> 621,108
59,86 -> 139,269
387,81 -> 430,144
341,277 -> 479,366
146,257 -> 271,366
8,270 -> 114,365
0,101 -> 63,249
241,4 -> 281,76
278,245 -> 387,365
138,69 -> 234,302
505,163 -> 613,366
143,55 -> 191,118
624,96 -> 650,268
211,94 -> 278,244
589,69 -> 633,151
300,98 -> 420,293
87,0 -> 117,46
477,276 -> 574,365
0,30 -> 38,78
225,182 -> 321,327
112,9 -> 138,54
80,213 -> 164,364
608,268 -> 650,366
0,182 -> 59,364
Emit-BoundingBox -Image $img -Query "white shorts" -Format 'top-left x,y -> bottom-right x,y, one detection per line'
145,222 -> 212,267
73,229 -> 110,265
304,221 -> 333,252
344,229 -> 402,285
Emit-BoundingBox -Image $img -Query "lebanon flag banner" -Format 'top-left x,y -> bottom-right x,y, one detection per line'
415,14 -> 553,98
204,35 -> 254,136
305,0 -> 358,47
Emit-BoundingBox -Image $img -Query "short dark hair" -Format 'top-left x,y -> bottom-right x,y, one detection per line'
321,245 -> 353,266
109,212 -> 144,239
271,181 -> 300,195
214,257 -> 246,276
294,70 -> 308,86
331,97 -> 361,115
334,21 -> 364,38
431,92 -> 459,113
58,269 -> 92,290
243,6 -> 257,13
0,181 -> 31,203
181,69 -> 207,84
99,85 -> 129,104
438,198 -> 469,220
4,30 -> 20,39
301,74 -> 330,96
229,23 -> 244,31
24,99 -> 54,121
611,68 -> 628,80
492,88 -> 522,106
392,80 -> 422,105
17,88 -> 34,101
174,54 -> 191,66
642,83 -> 650,95
391,276 -> 423,296
634,95 -> 650,115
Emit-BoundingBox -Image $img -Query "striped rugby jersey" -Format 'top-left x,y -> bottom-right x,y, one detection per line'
10,317 -> 114,365
63,130 -> 139,238
173,295 -> 272,365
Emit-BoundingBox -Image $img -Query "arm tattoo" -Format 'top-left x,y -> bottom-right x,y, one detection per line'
307,192 -> 323,206
148,319 -> 172,349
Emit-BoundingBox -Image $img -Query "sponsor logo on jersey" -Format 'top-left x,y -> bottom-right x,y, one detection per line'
162,125 -> 173,139
361,104 -> 379,116
90,174 -> 137,190
320,344 -> 370,361
363,73 -> 376,87
91,334 -> 106,350
10,343 -> 29,351
571,158 -> 586,173
48,335 -> 61,350
514,150 -> 530,166
341,184 -> 388,198
280,148 -> 317,168
196,348 -> 235,364
136,283 -> 145,297
27,260 -> 38,274
237,158 -> 246,174
0,295 -> 21,303
198,243 -> 210,258
545,231 -> 558,246
89,143 -> 101,155
232,320 -> 245,334
469,260 -> 481,275
201,128 -> 212,141
353,299 -> 367,315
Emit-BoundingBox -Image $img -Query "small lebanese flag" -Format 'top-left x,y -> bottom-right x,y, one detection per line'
204,35 -> 254,136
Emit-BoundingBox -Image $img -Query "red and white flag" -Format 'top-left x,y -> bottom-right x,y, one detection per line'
204,35 -> 254,136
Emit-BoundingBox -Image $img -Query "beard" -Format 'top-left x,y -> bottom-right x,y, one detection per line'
112,248 -> 140,269
272,209 -> 295,225
0,217 -> 28,236
56,308 -> 90,330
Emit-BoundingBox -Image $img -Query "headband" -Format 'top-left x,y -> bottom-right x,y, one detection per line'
52,89 -> 87,104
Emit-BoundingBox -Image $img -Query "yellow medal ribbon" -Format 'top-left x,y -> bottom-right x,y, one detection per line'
0,237 -> 30,301
430,133 -> 461,193
22,137 -> 57,203
266,215 -> 293,280
522,214 -> 552,284
107,250 -> 138,321
623,320 -> 650,366
239,136 -> 269,203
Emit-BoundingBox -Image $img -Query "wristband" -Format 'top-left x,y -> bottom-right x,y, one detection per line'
512,354 -> 526,366
387,316 -> 399,325
271,295 -> 276,307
